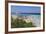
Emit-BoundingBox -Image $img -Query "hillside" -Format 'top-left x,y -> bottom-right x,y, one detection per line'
11,15 -> 36,28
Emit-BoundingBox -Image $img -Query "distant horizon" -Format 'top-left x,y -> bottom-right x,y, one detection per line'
11,13 -> 40,15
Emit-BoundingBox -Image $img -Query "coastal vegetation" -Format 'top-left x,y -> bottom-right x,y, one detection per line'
11,16 -> 36,28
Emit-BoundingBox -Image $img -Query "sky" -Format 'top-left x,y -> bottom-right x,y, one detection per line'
11,6 -> 41,14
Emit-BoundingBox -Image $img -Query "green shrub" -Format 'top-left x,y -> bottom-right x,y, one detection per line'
11,17 -> 36,28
